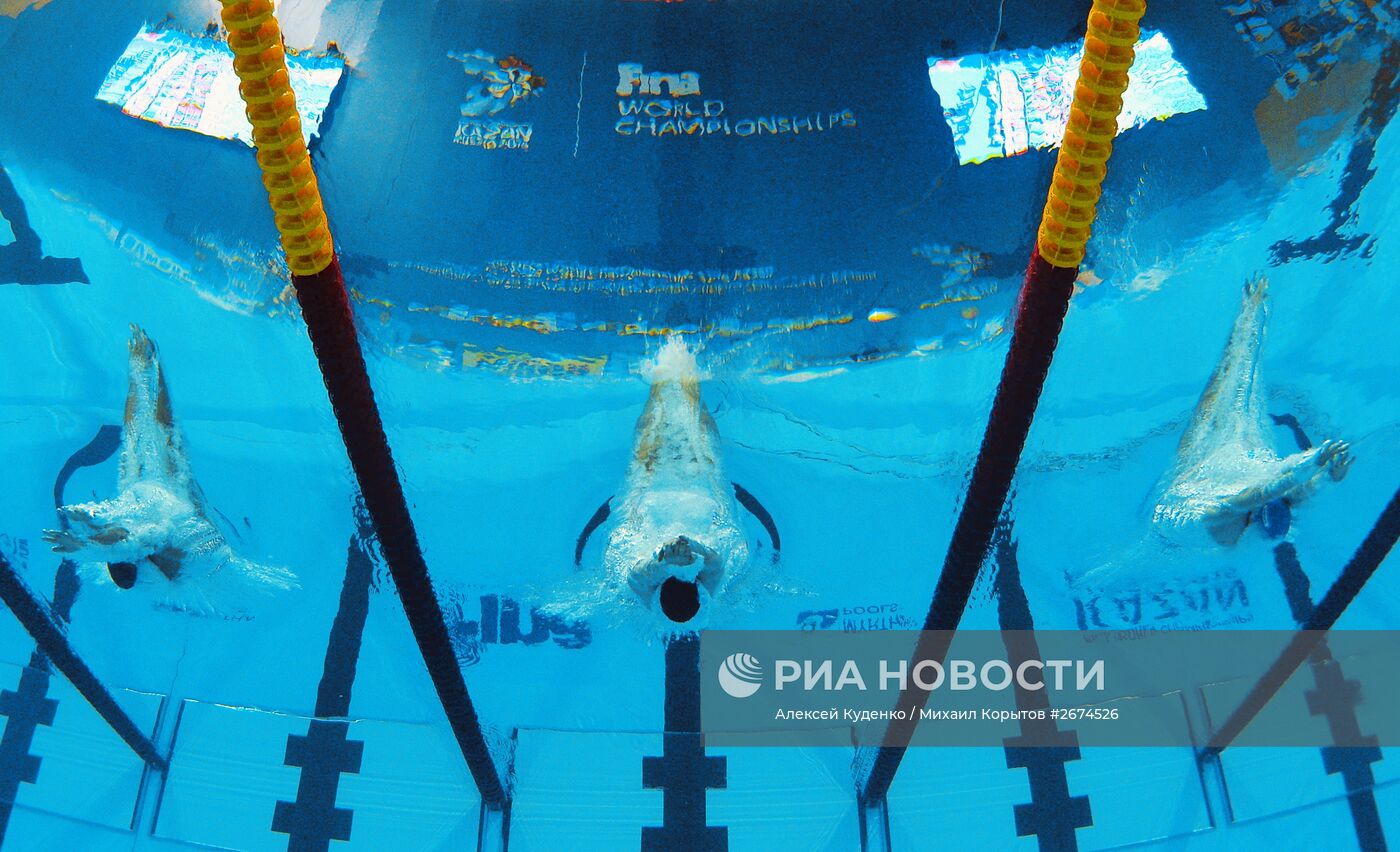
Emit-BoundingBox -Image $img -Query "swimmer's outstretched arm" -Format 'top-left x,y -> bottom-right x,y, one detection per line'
1220,439 -> 1352,514
1284,440 -> 1355,505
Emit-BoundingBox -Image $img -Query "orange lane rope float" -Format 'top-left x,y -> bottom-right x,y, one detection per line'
218,0 -> 507,808
862,0 -> 1147,807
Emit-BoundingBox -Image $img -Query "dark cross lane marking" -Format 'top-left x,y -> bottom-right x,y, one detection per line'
1268,414 -> 1386,851
642,635 -> 727,851
1274,544 -> 1387,852
994,520 -> 1092,851
272,502 -> 375,852
0,425 -> 119,840
0,163 -> 88,287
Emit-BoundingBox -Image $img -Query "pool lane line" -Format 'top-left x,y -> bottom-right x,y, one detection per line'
272,499 -> 374,849
1267,411 -> 1384,847
1272,538 -> 1386,849
1222,411 -> 1388,852
993,520 -> 1093,851
1206,415 -> 1393,849
218,0 -> 507,808
642,635 -> 728,852
0,551 -> 164,770
1206,483 -> 1400,755
859,0 -> 1147,806
0,663 -> 58,839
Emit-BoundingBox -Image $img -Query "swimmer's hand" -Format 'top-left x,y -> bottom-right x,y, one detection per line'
658,536 -> 697,566
1317,439 -> 1354,482
41,529 -> 83,553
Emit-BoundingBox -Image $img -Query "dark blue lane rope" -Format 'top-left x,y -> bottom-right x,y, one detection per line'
0,425 -> 120,838
993,520 -> 1092,851
642,635 -> 727,851
862,254 -> 1080,804
0,551 -> 164,769
290,257 -> 506,806
272,500 -> 375,851
1207,484 -> 1400,753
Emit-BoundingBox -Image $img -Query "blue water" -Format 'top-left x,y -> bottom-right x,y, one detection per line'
1,0 -> 1398,849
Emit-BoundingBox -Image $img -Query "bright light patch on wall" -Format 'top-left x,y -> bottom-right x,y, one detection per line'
928,31 -> 1206,165
96,25 -> 344,147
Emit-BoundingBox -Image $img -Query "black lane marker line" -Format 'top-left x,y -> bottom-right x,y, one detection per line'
0,425 -> 119,838
1273,542 -> 1387,852
994,520 -> 1091,851
642,635 -> 727,851
1207,485 -> 1400,753
272,501 -> 375,851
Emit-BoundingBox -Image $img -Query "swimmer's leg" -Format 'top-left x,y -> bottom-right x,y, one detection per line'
1179,276 -> 1271,459
121,326 -> 195,491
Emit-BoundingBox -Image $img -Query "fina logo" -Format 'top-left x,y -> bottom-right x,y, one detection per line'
717,653 -> 763,698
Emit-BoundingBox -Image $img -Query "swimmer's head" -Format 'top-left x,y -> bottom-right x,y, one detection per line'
107,561 -> 139,589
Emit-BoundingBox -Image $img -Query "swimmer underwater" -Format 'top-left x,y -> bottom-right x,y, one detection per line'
1151,275 -> 1353,546
574,337 -> 780,629
42,325 -> 296,616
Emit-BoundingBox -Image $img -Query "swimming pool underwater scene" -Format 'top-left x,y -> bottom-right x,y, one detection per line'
1,0 -> 1399,849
